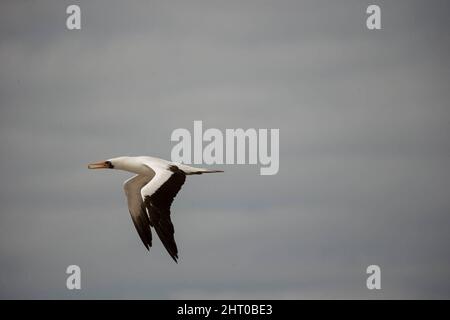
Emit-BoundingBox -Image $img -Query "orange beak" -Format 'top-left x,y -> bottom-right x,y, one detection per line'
88,161 -> 110,169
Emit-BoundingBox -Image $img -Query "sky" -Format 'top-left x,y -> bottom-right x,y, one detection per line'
0,0 -> 449,299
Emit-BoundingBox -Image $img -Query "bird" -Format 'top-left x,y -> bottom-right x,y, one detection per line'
88,156 -> 223,262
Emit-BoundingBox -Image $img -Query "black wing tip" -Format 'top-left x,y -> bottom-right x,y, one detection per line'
139,235 -> 152,251
165,243 -> 179,263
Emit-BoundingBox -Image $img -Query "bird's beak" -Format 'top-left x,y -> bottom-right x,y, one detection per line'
88,161 -> 110,169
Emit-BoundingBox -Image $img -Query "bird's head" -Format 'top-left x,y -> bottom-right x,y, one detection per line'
88,156 -> 148,175
88,159 -> 115,169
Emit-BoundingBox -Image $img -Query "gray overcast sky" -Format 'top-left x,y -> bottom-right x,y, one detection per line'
0,0 -> 449,299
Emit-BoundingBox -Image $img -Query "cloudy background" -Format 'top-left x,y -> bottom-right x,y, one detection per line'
1,0 -> 449,299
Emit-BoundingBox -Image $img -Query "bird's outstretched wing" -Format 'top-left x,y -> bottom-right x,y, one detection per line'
141,165 -> 186,263
123,174 -> 154,250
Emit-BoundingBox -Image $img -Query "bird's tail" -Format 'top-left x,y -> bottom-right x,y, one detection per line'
175,163 -> 224,175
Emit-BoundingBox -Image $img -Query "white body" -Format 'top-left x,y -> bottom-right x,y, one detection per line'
111,156 -> 216,175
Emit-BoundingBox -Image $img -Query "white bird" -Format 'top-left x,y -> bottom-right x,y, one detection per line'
88,156 -> 223,262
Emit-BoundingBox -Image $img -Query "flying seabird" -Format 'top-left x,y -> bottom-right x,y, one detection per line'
88,156 -> 223,262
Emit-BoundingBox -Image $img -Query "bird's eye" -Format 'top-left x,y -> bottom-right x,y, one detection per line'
106,161 -> 113,168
